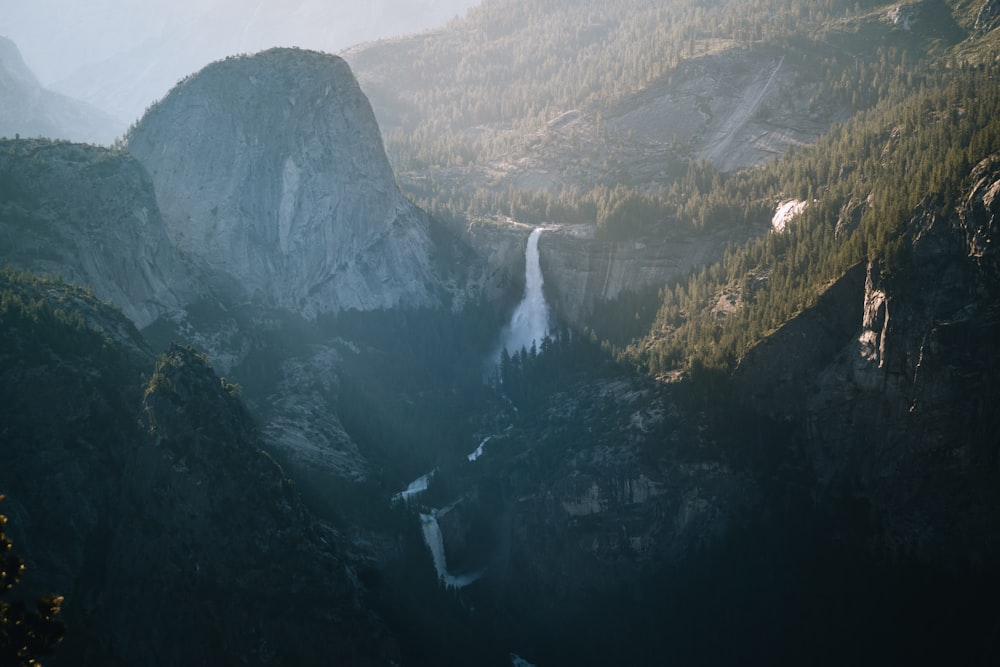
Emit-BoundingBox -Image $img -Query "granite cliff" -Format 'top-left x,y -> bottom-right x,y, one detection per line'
458,218 -> 751,331
127,48 -> 448,317
732,154 -> 1000,566
538,224 -> 749,329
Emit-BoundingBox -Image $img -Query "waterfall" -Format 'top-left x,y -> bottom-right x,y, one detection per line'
392,469 -> 436,503
420,512 -> 483,588
468,435 -> 492,462
496,227 -> 551,360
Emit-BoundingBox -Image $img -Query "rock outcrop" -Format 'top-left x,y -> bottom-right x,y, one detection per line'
976,0 -> 1000,33
602,48 -> 848,172
732,157 -> 1000,566
0,138 -> 201,328
261,344 -> 370,481
127,48 -> 445,317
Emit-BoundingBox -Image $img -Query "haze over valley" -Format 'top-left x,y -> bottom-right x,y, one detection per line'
3,0 -> 480,132
2,1 -> 1000,665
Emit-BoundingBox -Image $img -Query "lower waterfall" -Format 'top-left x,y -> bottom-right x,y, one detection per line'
419,511 -> 483,588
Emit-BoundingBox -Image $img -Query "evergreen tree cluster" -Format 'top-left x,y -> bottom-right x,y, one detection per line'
622,60 -> 1000,375
362,0 -> 994,265
384,0 -> 1000,381
0,495 -> 64,667
492,326 -> 616,410
368,0 -> 897,171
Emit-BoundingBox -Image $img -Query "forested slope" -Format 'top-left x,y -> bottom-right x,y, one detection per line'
349,0 -> 1000,376
627,60 -> 1000,374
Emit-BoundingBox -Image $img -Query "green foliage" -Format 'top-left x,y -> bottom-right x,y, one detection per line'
361,0 -> 997,291
409,179 -> 718,237
372,0 -> 1000,384
0,269 -> 101,361
618,60 -> 1000,375
0,496 -> 65,667
491,326 -> 618,410
369,0 -> 894,168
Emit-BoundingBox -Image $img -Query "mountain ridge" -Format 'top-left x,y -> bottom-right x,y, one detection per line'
0,36 -> 118,145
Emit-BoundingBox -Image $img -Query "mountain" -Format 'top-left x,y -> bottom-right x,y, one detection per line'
0,272 -> 397,665
0,36 -> 118,144
2,2 -> 1000,665
347,0 -> 975,180
0,138 -> 201,328
731,152 -> 1000,564
0,47 -> 494,493
4,0 -> 480,132
126,48 -> 450,317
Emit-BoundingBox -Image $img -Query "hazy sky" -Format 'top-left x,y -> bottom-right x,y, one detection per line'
3,0 -> 480,125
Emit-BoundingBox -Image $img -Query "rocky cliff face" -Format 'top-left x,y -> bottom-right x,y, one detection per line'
0,274 -> 395,665
394,365 -> 758,663
459,218 -> 745,330
976,0 -> 1000,32
127,48 -> 446,317
0,138 -> 201,328
471,378 -> 753,586
732,155 -> 1000,566
260,342 -> 370,481
606,48 -> 848,173
539,224 -> 744,328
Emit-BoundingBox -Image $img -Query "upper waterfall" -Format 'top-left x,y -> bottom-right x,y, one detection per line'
497,227 -> 551,359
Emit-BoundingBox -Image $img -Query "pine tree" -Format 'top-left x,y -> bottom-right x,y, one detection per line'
0,495 -> 64,667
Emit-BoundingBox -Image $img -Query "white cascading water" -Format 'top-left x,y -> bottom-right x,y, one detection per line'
467,435 -> 492,462
419,512 -> 483,588
392,470 -> 436,503
496,227 -> 551,360
397,230 -> 554,590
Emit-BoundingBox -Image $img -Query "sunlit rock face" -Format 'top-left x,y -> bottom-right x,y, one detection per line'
127,47 -> 441,316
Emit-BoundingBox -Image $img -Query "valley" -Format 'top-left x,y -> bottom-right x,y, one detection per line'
2,1 -> 1000,666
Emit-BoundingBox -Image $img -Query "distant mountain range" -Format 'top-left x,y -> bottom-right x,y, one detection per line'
4,0 -> 480,129
0,36 -> 118,143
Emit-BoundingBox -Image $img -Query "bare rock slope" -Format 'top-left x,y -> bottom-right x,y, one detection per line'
127,48 -> 445,317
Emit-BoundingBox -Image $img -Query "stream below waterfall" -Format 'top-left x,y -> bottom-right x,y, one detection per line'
391,227 -> 552,665
395,432 -> 497,588
395,227 -> 555,582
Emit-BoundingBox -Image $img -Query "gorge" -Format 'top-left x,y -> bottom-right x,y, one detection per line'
402,227 -> 552,591
2,2 -> 1000,666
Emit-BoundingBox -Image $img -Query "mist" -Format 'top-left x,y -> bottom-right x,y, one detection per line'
3,0 -> 480,129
